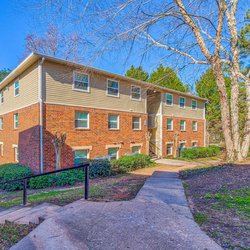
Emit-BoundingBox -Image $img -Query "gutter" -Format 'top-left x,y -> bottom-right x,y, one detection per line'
38,57 -> 45,173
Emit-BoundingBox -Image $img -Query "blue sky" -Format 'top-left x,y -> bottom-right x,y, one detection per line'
0,1 -> 248,90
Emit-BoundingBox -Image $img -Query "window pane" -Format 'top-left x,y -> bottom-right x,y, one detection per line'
75,112 -> 89,128
0,118 -> 3,129
167,144 -> 172,155
108,115 -> 118,129
179,97 -> 185,107
166,94 -> 173,105
180,120 -> 185,130
74,73 -> 89,91
192,100 -> 197,109
167,119 -> 173,130
108,148 -> 118,160
15,82 -> 19,96
132,86 -> 141,100
132,117 -> 140,129
132,146 -> 140,154
107,80 -> 119,96
74,150 -> 88,166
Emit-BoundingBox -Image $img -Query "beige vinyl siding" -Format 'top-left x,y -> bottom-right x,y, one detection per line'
162,92 -> 204,119
44,62 -> 147,113
0,63 -> 39,115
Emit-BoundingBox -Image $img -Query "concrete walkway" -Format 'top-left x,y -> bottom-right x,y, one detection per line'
11,171 -> 222,250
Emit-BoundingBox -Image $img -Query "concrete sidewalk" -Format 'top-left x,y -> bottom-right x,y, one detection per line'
11,171 -> 222,250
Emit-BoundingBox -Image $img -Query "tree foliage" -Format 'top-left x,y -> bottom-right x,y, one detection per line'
0,69 -> 11,82
125,65 -> 149,81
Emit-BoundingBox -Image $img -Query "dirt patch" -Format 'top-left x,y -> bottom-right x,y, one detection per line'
181,164 -> 250,250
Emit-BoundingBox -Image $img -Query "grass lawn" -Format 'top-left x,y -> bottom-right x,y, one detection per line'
0,173 -> 147,209
180,164 -> 250,250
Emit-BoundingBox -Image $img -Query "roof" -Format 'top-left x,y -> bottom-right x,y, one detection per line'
0,52 -> 206,102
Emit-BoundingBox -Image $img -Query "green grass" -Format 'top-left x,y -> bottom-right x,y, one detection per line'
0,186 -> 105,209
193,212 -> 208,225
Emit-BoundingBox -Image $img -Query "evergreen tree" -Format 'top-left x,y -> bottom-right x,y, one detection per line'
0,69 -> 11,82
125,65 -> 149,81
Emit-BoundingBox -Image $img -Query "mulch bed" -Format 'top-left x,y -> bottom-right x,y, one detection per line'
180,164 -> 250,250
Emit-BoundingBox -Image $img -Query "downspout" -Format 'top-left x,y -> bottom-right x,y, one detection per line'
38,57 -> 45,173
159,92 -> 163,158
203,101 -> 207,147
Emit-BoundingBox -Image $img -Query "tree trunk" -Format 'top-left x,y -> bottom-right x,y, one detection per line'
212,62 -> 235,161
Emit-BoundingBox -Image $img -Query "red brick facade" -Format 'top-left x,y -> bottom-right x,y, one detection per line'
0,104 -> 40,172
162,116 -> 205,157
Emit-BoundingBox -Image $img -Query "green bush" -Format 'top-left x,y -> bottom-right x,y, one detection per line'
112,154 -> 152,173
29,175 -> 55,189
0,164 -> 33,191
180,146 -> 220,159
90,159 -> 111,178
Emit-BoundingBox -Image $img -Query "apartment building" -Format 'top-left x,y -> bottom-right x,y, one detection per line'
0,53 -> 206,173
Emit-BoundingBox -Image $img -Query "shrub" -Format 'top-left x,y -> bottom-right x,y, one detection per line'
29,175 -> 55,189
180,146 -> 220,159
0,164 -> 33,191
112,154 -> 152,173
90,159 -> 111,178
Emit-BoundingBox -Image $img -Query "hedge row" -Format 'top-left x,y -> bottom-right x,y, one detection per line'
180,145 -> 220,159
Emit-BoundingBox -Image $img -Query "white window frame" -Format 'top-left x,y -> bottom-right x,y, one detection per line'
14,113 -> 18,129
166,143 -> 173,156
106,79 -> 119,97
75,111 -> 89,129
14,81 -> 20,97
13,145 -> 19,162
0,142 -> 3,156
179,96 -> 185,108
0,117 -> 3,130
192,141 -> 198,147
108,114 -> 119,130
192,121 -> 198,131
180,120 -> 186,131
191,99 -> 197,110
167,119 -> 173,131
108,147 -> 119,160
179,141 -> 186,149
132,145 -> 141,154
0,91 -> 4,104
166,93 -> 173,106
73,72 -> 90,93
132,116 -> 141,130
131,85 -> 141,101
74,149 -> 90,166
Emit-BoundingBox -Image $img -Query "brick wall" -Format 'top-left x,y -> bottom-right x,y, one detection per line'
162,116 -> 205,157
43,104 -> 148,172
0,103 -> 40,172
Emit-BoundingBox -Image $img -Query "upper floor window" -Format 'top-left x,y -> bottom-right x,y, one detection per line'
180,120 -> 186,131
73,72 -> 89,92
167,119 -> 173,130
0,92 -> 3,104
132,116 -> 141,130
75,111 -> 89,129
131,86 -> 141,100
14,113 -> 18,129
192,100 -> 197,110
192,121 -> 198,131
179,97 -> 185,108
107,80 -> 119,97
166,93 -> 173,106
0,118 -> 3,130
108,114 -> 119,129
14,82 -> 20,97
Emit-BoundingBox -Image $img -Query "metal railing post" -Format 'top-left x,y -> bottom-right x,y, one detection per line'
84,165 -> 89,200
23,179 -> 27,206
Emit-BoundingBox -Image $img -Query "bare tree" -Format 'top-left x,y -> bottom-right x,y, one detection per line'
52,132 -> 67,170
23,0 -> 249,161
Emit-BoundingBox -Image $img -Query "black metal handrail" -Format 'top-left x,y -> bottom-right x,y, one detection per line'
0,163 -> 90,206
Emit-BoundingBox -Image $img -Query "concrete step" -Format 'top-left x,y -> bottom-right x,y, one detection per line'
0,203 -> 61,225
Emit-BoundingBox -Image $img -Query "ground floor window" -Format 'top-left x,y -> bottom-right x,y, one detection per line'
132,146 -> 141,154
166,143 -> 173,156
13,146 -> 19,162
192,141 -> 198,147
108,147 -> 118,160
0,143 -> 3,156
179,142 -> 185,149
74,150 -> 89,166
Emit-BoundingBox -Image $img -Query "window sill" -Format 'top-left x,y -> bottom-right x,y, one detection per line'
133,129 -> 142,131
165,104 -> 173,107
167,129 -> 174,131
180,130 -> 186,132
109,128 -> 120,131
106,94 -> 120,98
75,128 -> 90,131
72,88 -> 90,93
131,98 -> 142,102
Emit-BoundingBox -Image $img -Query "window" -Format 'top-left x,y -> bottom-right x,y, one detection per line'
108,114 -> 119,129
166,93 -> 173,106
192,141 -> 198,147
180,120 -> 186,131
14,82 -> 20,96
75,111 -> 89,129
0,118 -> 3,130
167,119 -> 173,130
0,91 -> 3,104
14,114 -> 18,129
192,100 -> 197,110
107,80 -> 119,97
192,121 -> 198,131
74,150 -> 89,166
166,143 -> 173,156
179,97 -> 185,108
13,146 -> 19,162
0,143 -> 3,156
179,142 -> 185,149
131,86 -> 141,100
132,146 -> 141,154
108,147 -> 118,160
132,116 -> 141,130
73,72 -> 89,92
